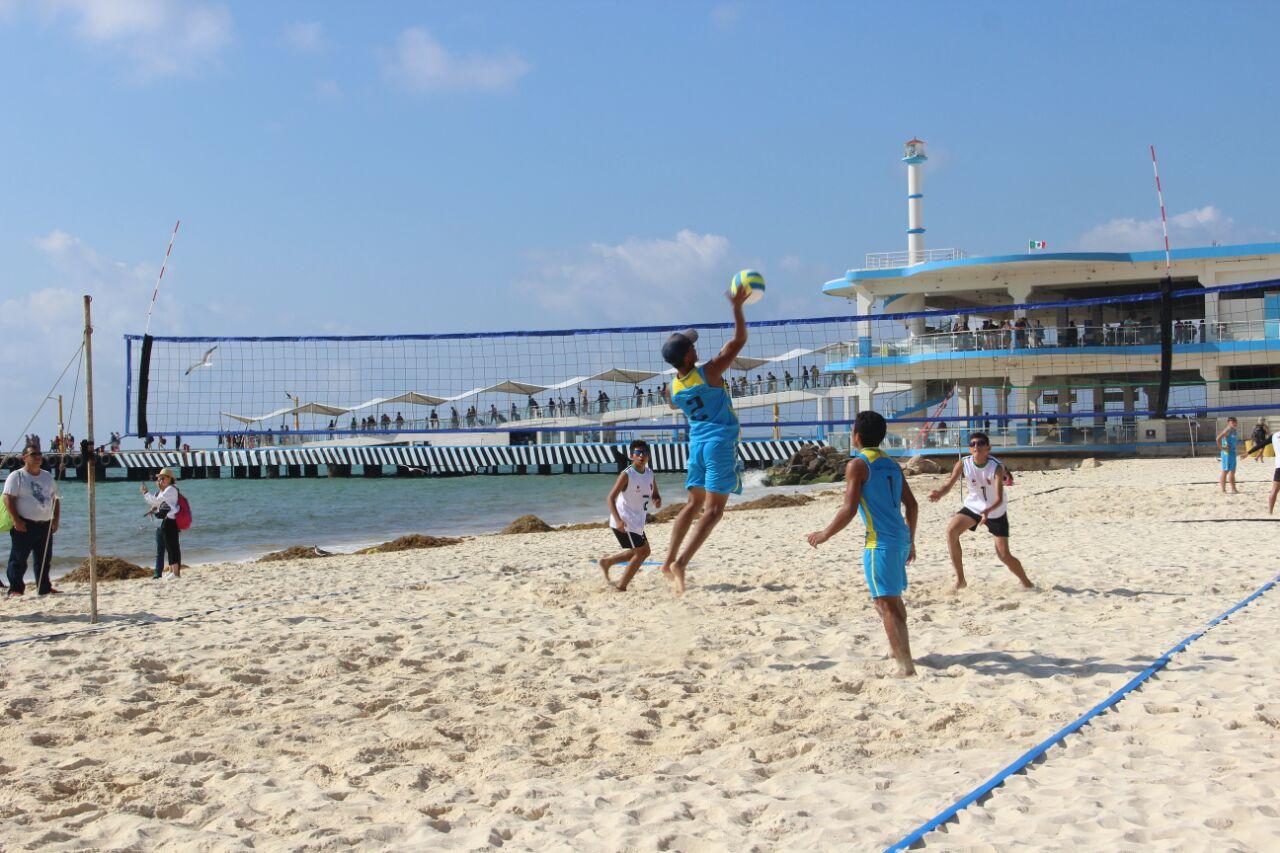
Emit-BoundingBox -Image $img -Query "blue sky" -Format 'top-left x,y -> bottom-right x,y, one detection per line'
1,0 -> 1278,442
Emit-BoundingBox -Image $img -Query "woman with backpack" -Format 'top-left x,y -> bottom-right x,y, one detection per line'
141,468 -> 185,579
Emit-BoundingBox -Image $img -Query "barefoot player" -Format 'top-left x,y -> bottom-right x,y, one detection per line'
929,432 -> 1034,590
807,411 -> 918,677
1217,417 -> 1240,494
597,440 -> 661,591
657,285 -> 750,595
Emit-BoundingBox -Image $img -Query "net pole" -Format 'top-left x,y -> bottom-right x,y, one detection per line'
83,296 -> 99,624
143,220 -> 180,337
1151,145 -> 1174,419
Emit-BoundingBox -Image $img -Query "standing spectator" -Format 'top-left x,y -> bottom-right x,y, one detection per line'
767,372 -> 777,392
141,468 -> 183,580
349,417 -> 358,433
800,366 -> 810,389
634,385 -> 644,407
509,402 -> 519,422
598,390 -> 610,413
430,409 -> 440,429
395,412 -> 405,430
450,407 -> 461,428
380,413 -> 392,430
1033,319 -> 1045,347
784,370 -> 794,390
4,445 -> 60,596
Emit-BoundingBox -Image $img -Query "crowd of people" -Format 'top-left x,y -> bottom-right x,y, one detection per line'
921,315 -> 1222,352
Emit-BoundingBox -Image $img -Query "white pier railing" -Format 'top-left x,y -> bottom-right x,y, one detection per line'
863,248 -> 967,270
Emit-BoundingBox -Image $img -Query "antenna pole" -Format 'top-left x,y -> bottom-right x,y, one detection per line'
144,220 -> 181,336
1150,146 -> 1174,419
83,296 -> 99,624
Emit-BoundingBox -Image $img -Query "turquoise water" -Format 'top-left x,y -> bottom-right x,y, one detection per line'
39,473 -> 692,575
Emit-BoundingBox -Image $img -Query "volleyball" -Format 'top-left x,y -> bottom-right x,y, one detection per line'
731,269 -> 766,304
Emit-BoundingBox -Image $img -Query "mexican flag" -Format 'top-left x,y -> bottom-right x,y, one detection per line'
1028,240 -> 1047,250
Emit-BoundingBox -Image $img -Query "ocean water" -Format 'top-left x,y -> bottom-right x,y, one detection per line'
35,472 -> 698,576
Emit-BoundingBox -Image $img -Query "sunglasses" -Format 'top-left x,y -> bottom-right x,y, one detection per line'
968,441 -> 989,447
630,449 -> 648,456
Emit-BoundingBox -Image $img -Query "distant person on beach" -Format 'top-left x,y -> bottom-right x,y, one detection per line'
141,467 -> 183,580
929,431 -> 1034,590
658,285 -> 750,595
1217,416 -> 1240,494
1247,418 -> 1270,462
806,411 -> 918,677
597,439 -> 661,592
4,445 -> 61,597
1270,430 -> 1280,514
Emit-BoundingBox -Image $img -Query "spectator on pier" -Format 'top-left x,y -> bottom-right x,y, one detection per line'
598,390 -> 610,413
430,409 -> 440,429
141,467 -> 183,580
811,364 -> 822,387
1014,317 -> 1028,349
527,396 -> 537,417
489,404 -> 500,424
158,435 -> 167,449
349,417 -> 357,433
634,386 -> 644,406
4,445 -> 60,597
784,370 -> 794,390
1065,320 -> 1078,347
380,413 -> 391,430
800,366 -> 810,389
767,372 -> 777,393
395,412 -> 405,430
568,396 -> 577,416
450,407 -> 460,429
1033,320 -> 1045,347
509,403 -> 519,422
466,407 -> 476,427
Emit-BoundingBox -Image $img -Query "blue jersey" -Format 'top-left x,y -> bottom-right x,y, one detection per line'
1223,428 -> 1238,454
671,366 -> 740,443
855,448 -> 909,549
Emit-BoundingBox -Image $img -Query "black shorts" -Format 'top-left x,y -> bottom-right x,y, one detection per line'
612,527 -> 648,549
957,507 -> 1010,538
1273,469 -> 1280,483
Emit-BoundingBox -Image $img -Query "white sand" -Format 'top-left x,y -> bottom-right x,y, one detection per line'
0,458 -> 1277,850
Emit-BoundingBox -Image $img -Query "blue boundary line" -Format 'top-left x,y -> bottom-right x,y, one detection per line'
883,570 -> 1280,852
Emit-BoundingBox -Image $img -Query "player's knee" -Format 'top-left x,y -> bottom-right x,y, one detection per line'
703,501 -> 725,521
636,544 -> 651,559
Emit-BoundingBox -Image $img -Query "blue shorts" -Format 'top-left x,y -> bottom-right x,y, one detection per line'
1221,452 -> 1237,472
863,544 -> 909,599
686,437 -> 743,495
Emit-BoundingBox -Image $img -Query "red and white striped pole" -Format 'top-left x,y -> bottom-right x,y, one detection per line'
144,219 -> 181,336
1150,146 -> 1172,274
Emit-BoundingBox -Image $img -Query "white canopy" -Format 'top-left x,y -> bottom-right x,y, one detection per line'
220,402 -> 347,425
482,379 -> 549,395
587,368 -> 660,384
347,392 -> 446,412
728,355 -> 769,371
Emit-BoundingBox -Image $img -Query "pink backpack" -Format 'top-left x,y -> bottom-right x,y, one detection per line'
174,492 -> 193,531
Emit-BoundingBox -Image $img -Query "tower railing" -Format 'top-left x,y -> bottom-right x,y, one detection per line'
862,248 -> 967,270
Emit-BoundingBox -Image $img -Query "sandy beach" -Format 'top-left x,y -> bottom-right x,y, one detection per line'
1,457 -> 1278,851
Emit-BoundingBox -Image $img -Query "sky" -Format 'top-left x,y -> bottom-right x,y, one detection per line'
1,0 -> 1278,444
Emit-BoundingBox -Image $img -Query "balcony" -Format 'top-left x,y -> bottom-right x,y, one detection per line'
862,248 -> 967,270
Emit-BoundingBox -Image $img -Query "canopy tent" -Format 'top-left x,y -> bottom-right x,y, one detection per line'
545,375 -> 592,391
346,392 -> 446,412
586,368 -> 661,384
728,355 -> 770,371
481,379 -> 549,395
220,402 -> 348,425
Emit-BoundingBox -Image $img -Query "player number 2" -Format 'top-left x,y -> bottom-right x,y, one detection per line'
688,397 -> 708,421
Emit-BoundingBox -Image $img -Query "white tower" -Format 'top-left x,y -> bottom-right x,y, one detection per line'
903,138 -> 927,264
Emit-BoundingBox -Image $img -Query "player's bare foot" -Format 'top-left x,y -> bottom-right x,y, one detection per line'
670,557 -> 687,596
954,578 -> 968,590
598,559 -> 614,586
896,660 -> 916,677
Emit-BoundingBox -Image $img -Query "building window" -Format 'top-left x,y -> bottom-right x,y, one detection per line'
1225,364 -> 1280,392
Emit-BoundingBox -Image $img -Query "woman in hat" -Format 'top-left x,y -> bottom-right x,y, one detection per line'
141,468 -> 183,579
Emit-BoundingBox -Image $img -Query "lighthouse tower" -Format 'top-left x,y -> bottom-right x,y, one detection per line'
903,138 -> 927,264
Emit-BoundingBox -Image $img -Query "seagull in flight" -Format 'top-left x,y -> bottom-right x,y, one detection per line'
185,346 -> 218,376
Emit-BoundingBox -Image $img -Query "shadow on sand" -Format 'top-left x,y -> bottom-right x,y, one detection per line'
914,650 -> 1201,678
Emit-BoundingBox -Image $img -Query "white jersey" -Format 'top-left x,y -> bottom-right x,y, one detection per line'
962,456 -> 1007,518
611,466 -> 655,534
1273,433 -> 1280,469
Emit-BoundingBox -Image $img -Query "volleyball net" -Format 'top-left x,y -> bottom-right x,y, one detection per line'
125,278 -> 1280,449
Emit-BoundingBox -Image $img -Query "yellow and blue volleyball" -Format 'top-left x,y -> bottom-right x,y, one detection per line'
730,269 -> 766,305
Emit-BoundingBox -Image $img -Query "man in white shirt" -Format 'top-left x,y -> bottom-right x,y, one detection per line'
4,445 -> 61,596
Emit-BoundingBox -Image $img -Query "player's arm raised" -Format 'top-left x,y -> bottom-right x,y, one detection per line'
808,458 -> 867,547
929,459 -> 963,502
703,287 -> 751,386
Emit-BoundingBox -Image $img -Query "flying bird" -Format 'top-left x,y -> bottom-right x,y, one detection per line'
185,346 -> 218,376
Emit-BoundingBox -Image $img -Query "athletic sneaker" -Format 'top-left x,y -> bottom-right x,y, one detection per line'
38,588 -> 61,596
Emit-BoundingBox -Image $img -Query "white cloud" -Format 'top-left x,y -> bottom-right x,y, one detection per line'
1076,205 -> 1233,252
711,3 -> 741,28
383,27 -> 530,94
524,229 -> 733,324
0,230 -> 193,445
33,0 -> 232,79
283,19 -> 326,54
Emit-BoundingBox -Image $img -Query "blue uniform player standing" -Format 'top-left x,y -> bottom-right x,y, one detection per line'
658,285 -> 751,596
808,411 -> 919,677
1217,416 -> 1240,495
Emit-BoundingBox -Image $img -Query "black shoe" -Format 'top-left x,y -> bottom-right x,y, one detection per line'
38,587 -> 61,596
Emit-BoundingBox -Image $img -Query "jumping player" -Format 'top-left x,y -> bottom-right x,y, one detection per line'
807,411 -> 918,677
929,432 -> 1034,590
597,440 -> 661,591
1217,416 -> 1240,494
657,286 -> 750,595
